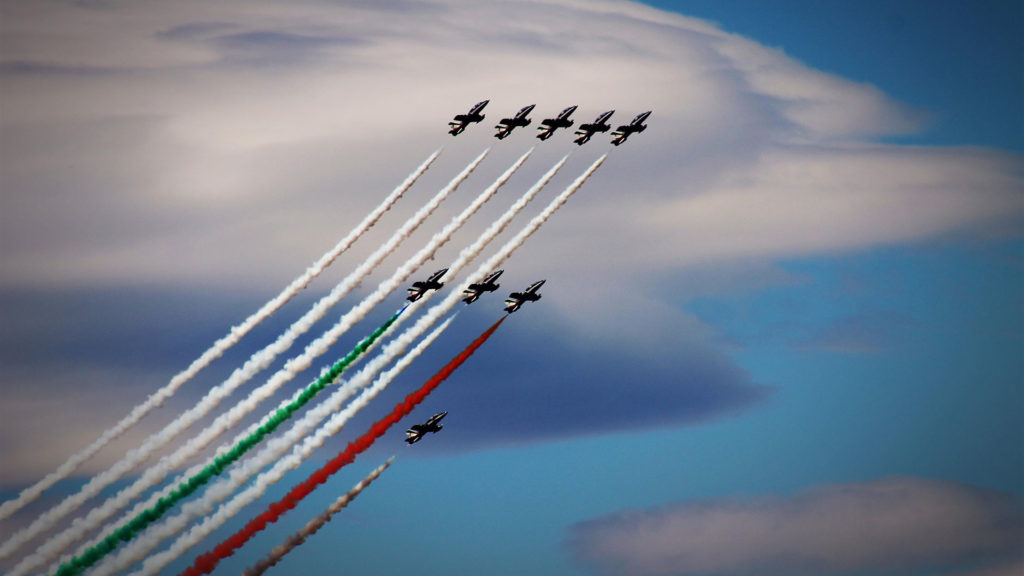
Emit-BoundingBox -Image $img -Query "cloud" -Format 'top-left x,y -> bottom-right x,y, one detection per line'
0,284 -> 768,488
568,476 -> 1024,576
380,303 -> 768,452
1,0 -> 1019,290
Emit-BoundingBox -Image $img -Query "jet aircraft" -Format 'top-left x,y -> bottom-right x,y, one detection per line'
405,411 -> 447,444
536,105 -> 578,141
462,270 -> 503,304
494,105 -> 535,140
610,111 -> 651,146
407,268 -> 448,302
448,100 -> 489,136
573,110 -> 615,145
504,280 -> 545,313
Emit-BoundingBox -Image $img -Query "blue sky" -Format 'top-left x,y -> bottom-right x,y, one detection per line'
647,0 -> 1024,150
0,1 -> 1021,575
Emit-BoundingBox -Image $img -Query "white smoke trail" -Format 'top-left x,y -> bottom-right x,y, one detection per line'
0,151 -> 439,523
0,149 -> 485,563
240,457 -> 395,576
95,316 -> 454,576
22,148 -> 524,575
78,148 -> 536,574
103,153 -> 588,576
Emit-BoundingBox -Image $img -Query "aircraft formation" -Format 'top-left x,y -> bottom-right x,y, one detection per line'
449,100 -> 650,146
2,104 -> 611,575
404,271 -> 543,445
407,269 -> 542,312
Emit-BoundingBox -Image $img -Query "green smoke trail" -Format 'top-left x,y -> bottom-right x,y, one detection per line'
53,308 -> 404,576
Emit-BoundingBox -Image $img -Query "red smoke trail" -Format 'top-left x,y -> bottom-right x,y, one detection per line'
180,316 -> 506,576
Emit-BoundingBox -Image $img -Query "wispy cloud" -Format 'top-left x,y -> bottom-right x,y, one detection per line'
568,476 -> 1023,576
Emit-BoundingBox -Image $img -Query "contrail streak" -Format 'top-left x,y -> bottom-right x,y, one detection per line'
0,150 -> 438,523
1,149 -> 483,563
33,147 -> 521,575
103,152 -> 593,576
102,316 -> 456,576
240,457 -> 395,576
82,146 -> 536,569
179,316 -> 507,576
50,311 -> 403,576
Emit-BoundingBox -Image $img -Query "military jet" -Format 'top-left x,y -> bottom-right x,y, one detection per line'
494,105 -> 535,140
610,111 -> 651,146
448,100 -> 489,136
462,270 -> 503,304
504,280 -> 545,313
536,105 -> 578,141
405,411 -> 447,444
407,268 -> 448,302
573,110 -> 615,145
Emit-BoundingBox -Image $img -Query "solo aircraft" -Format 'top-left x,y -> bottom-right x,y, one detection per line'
448,100 -> 489,135
574,110 -> 615,145
462,270 -> 503,304
494,105 -> 535,139
407,268 -> 448,302
405,412 -> 447,444
504,280 -> 545,313
536,105 -> 578,141
611,111 -> 651,146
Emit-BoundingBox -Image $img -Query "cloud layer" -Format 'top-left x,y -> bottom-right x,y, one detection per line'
569,476 -> 1024,576
2,0 -> 1020,289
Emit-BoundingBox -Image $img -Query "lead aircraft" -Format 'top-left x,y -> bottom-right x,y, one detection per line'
504,280 -> 545,313
448,100 -> 489,135
611,111 -> 651,146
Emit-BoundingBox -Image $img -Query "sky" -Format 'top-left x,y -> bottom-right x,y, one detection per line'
0,1 -> 1021,575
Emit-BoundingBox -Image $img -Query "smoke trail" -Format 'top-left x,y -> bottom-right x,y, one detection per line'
88,153 -> 566,575
99,315 -> 455,576
33,147 -> 520,575
240,457 -> 395,576
0,150 -> 438,522
1,150 -> 485,562
180,316 -> 506,576
109,151 -> 593,573
22,149 -> 524,576
48,310 -> 403,576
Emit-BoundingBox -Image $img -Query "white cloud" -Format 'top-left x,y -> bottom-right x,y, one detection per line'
2,0 -> 1018,292
568,476 -> 1024,576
